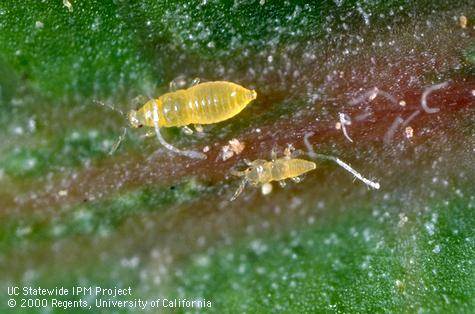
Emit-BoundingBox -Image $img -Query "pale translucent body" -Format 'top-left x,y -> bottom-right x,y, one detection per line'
230,157 -> 317,201
244,158 -> 317,185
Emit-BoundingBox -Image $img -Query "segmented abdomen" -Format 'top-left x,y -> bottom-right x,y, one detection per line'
159,81 -> 256,127
266,159 -> 316,183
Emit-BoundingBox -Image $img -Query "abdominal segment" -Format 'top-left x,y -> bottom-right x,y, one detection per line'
159,82 -> 253,127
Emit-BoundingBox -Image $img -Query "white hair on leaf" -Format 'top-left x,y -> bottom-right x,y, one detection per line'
383,116 -> 404,145
421,82 -> 449,114
339,112 -> 353,143
349,87 -> 398,106
303,132 -> 380,189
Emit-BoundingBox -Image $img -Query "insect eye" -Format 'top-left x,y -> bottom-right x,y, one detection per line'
138,124 -> 144,128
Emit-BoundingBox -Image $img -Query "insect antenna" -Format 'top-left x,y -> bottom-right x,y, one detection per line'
150,99 -> 207,160
94,99 -> 125,116
230,178 -> 248,201
304,132 -> 380,189
94,99 -> 129,154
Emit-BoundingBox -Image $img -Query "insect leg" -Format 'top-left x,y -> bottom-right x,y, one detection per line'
230,178 -> 248,201
279,180 -> 287,187
270,148 -> 277,161
194,124 -> 204,133
131,95 -> 147,108
142,130 -> 155,138
151,100 -> 207,160
243,159 -> 252,166
191,77 -> 201,86
290,176 -> 302,183
284,144 -> 295,159
169,75 -> 187,91
108,127 -> 127,155
169,80 -> 178,92
182,126 -> 194,135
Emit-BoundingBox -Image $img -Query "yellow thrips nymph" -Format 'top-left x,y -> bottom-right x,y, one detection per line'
128,81 -> 257,159
230,139 -> 381,201
129,81 -> 257,128
230,149 -> 317,201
